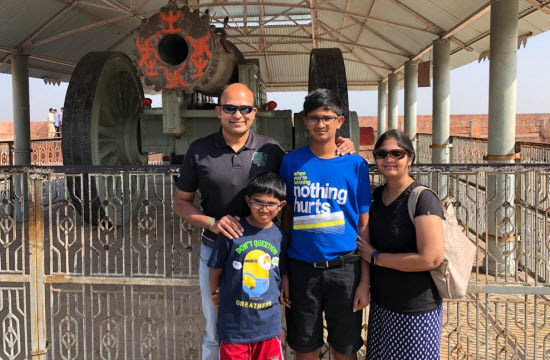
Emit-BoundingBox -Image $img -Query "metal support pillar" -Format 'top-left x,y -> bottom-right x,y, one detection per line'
431,39 -> 451,197
388,73 -> 399,130
377,81 -> 387,138
485,0 -> 519,276
11,53 -> 31,166
432,39 -> 450,166
404,61 -> 418,151
11,54 -> 30,220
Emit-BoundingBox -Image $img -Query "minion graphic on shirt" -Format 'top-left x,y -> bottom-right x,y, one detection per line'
241,250 -> 271,298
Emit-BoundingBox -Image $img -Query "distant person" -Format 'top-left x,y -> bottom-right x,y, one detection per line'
46,108 -> 56,138
54,108 -> 62,137
208,172 -> 289,360
356,129 -> 445,360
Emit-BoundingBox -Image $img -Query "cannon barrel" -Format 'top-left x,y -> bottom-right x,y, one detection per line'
134,2 -> 244,95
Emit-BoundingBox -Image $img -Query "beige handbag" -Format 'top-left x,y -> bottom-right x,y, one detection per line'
407,186 -> 476,299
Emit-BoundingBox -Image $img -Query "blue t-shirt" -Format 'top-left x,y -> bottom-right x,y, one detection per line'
279,146 -> 372,262
208,218 -> 287,343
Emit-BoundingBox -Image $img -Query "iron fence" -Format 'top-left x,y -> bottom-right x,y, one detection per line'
0,139 -> 164,166
0,164 -> 549,359
414,134 -> 550,164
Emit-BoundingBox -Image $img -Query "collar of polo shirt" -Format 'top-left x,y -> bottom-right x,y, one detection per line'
214,128 -> 260,150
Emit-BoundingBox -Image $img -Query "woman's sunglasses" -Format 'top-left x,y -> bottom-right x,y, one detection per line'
220,104 -> 255,115
373,149 -> 408,160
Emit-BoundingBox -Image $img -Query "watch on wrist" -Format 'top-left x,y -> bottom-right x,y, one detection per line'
371,250 -> 382,266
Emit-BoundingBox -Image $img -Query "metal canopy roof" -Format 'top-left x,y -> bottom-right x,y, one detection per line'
1,0 -> 549,92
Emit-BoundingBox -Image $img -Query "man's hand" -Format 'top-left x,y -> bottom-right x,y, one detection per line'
210,288 -> 220,309
279,274 -> 291,308
335,136 -> 356,156
353,281 -> 369,312
210,215 -> 243,239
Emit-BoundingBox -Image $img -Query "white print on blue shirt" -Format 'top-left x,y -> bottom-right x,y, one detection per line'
293,174 -> 347,233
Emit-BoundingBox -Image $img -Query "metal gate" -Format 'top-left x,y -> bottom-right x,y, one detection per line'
1,164 -> 549,359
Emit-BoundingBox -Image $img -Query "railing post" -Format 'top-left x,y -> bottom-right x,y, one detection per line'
9,140 -> 14,166
28,173 -> 49,359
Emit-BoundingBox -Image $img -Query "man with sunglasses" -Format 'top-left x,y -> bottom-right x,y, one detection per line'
173,83 -> 356,360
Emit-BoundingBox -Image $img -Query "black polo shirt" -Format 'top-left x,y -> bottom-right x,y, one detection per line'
176,129 -> 285,240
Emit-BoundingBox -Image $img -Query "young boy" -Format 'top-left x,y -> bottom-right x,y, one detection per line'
279,89 -> 372,360
208,172 -> 289,360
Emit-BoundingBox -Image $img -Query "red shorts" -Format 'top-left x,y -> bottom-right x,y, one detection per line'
219,334 -> 284,360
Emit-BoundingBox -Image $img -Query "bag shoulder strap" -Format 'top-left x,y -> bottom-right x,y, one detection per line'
407,185 -> 433,224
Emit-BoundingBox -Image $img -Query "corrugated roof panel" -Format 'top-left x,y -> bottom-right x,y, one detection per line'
31,26 -> 131,64
356,28 -> 415,56
520,10 -> 550,35
400,0 -> 488,31
1,0 -> 550,91
269,52 -> 309,83
348,0 -> 376,15
32,11 -> 136,47
344,60 -> 384,83
0,0 -> 65,48
370,0 -> 431,30
366,20 -> 438,57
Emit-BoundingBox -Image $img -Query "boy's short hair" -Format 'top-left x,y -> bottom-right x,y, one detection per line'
303,88 -> 343,117
246,172 -> 286,201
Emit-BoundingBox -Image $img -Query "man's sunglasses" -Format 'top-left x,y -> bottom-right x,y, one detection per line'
220,104 -> 255,115
373,149 -> 408,160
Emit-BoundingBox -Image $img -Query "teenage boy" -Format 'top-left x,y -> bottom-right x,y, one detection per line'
208,172 -> 290,360
279,89 -> 372,360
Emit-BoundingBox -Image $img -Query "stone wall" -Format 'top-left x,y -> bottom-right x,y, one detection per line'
359,113 -> 550,143
0,121 -> 52,141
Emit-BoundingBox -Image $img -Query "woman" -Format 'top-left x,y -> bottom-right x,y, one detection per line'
357,129 -> 445,359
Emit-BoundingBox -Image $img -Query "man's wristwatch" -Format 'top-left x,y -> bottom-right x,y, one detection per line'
371,250 -> 382,267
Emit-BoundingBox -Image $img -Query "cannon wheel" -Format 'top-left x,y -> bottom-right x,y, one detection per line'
308,48 -> 350,138
62,52 -> 147,225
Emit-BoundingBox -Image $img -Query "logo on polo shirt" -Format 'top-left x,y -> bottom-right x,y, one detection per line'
251,152 -> 267,167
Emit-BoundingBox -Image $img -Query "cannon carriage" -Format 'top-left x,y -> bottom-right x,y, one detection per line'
61,1 -> 360,224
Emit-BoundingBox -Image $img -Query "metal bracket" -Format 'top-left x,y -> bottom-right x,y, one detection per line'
31,341 -> 50,357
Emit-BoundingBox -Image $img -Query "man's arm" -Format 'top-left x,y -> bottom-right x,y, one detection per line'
209,268 -> 223,307
281,204 -> 293,236
173,188 -> 243,239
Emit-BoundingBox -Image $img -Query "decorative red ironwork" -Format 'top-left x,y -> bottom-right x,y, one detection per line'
136,33 -> 162,77
185,34 -> 211,79
160,10 -> 182,34
157,63 -> 189,89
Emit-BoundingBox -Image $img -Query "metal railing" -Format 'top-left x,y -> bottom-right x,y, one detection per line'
0,164 -> 549,359
413,134 -> 550,164
0,139 -> 164,166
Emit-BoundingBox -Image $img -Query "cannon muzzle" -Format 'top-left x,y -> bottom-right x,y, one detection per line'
135,1 -> 244,95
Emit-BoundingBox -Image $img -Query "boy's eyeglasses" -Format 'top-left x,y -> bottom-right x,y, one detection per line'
305,116 -> 339,126
249,200 -> 282,211
373,149 -> 408,160
220,104 -> 255,115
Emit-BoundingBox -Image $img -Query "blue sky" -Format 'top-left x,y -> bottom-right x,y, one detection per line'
1,31 -> 549,121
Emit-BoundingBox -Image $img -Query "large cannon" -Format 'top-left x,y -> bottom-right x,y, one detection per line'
61,1 -> 358,225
